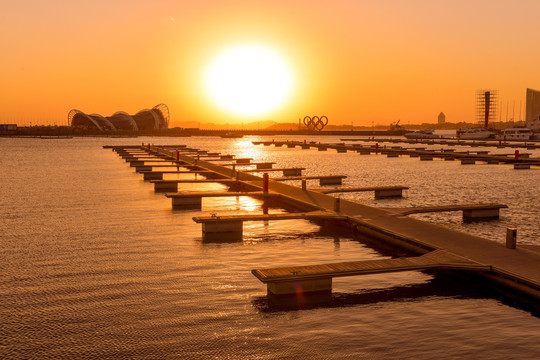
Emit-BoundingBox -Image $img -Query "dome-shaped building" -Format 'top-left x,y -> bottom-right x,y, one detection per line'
68,104 -> 169,131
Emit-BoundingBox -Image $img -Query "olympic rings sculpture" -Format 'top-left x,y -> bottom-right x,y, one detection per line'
303,116 -> 328,131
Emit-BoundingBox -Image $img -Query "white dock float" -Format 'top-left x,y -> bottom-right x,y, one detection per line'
253,249 -> 489,295
240,168 -> 305,176
134,164 -> 190,172
141,170 -> 217,180
129,160 -> 178,167
219,162 -> 275,169
514,163 -> 533,170
386,203 -> 508,221
255,162 -> 274,169
317,186 -> 409,199
165,191 -> 279,209
193,211 -> 345,241
273,175 -> 347,186
150,179 -> 237,192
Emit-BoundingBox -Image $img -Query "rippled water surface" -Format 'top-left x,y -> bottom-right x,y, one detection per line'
1,136 -> 539,359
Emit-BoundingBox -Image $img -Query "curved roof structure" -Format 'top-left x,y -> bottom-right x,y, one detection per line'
68,104 -> 169,131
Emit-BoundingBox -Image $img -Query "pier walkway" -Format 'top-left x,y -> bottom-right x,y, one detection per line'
252,249 -> 491,295
252,140 -> 540,168
384,203 -> 508,219
338,137 -> 540,150
105,145 -> 540,301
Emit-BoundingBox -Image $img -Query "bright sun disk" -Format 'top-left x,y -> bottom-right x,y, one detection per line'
204,45 -> 293,116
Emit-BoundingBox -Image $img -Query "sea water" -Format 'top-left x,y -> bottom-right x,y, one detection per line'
1,136 -> 539,359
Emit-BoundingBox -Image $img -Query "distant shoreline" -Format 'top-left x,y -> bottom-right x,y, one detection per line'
1,128 -> 413,137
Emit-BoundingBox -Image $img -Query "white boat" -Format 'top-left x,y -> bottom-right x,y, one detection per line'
456,127 -> 496,140
528,115 -> 540,140
501,127 -> 533,140
404,129 -> 440,139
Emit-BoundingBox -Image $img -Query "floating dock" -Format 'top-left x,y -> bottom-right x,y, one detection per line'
252,140 -> 540,168
104,144 -> 540,303
316,186 -> 409,199
166,190 -> 280,209
337,137 -> 540,150
252,249 -> 491,295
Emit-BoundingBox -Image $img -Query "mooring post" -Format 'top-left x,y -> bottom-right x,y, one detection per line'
263,173 -> 269,193
334,197 -> 341,212
302,178 -> 307,191
506,227 -> 517,249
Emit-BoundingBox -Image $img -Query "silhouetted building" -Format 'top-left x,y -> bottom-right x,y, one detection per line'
68,104 -> 169,131
0,124 -> 17,131
438,112 -> 445,124
525,88 -> 540,126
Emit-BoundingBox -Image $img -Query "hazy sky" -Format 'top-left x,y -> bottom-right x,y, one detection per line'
2,0 -> 540,126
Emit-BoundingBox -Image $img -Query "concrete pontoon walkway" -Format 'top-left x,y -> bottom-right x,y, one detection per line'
252,249 -> 491,295
252,140 -> 540,167
109,145 -> 540,299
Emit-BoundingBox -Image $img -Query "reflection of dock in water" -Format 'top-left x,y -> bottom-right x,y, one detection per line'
104,144 -> 540,305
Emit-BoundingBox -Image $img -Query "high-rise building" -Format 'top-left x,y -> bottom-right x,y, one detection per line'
525,88 -> 540,126
437,112 -> 445,124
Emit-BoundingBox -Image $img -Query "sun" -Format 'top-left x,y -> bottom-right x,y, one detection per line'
204,45 -> 293,117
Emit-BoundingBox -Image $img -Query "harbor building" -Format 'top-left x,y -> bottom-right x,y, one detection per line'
525,88 -> 540,126
68,104 -> 169,131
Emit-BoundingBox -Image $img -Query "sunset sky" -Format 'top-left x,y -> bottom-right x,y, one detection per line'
2,0 -> 540,127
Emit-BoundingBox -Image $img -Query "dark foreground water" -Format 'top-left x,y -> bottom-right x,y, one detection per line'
1,136 -> 539,359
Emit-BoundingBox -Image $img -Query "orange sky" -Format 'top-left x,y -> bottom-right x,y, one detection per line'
2,0 -> 540,126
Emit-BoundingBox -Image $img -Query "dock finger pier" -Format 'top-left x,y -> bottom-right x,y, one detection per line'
105,143 -> 540,306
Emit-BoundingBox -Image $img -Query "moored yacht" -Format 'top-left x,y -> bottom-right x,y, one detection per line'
404,129 -> 440,139
456,127 -> 496,140
501,127 -> 533,140
529,115 -> 540,140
